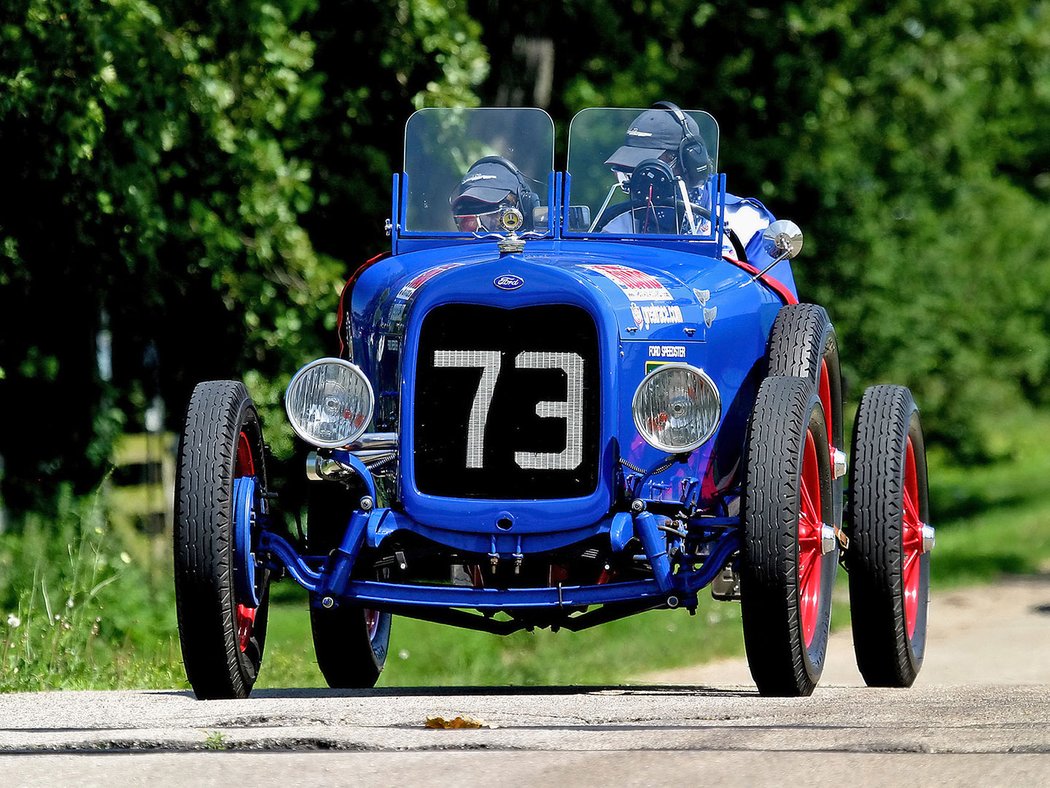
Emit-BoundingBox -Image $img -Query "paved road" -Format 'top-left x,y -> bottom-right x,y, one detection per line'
1,576 -> 1048,786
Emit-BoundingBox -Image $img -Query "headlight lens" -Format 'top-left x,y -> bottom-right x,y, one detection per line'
632,363 -> 721,453
285,358 -> 374,448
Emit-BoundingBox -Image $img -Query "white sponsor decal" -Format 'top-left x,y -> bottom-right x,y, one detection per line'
583,264 -> 673,302
639,303 -> 684,328
630,302 -> 644,329
627,128 -> 654,138
648,345 -> 686,358
464,173 -> 497,182
397,263 -> 463,299
390,263 -> 464,322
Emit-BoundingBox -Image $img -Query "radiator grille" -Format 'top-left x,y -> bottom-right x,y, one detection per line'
414,304 -> 600,499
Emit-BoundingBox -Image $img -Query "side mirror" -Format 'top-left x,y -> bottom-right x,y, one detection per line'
566,205 -> 591,231
762,220 -> 804,259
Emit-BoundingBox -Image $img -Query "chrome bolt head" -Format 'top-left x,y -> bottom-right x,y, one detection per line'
922,524 -> 936,553
820,524 -> 837,555
832,448 -> 848,480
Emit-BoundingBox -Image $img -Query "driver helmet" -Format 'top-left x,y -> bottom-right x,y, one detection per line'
449,157 -> 533,233
605,106 -> 710,189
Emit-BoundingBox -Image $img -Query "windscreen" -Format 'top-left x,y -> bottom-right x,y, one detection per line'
565,107 -> 720,238
403,107 -> 555,235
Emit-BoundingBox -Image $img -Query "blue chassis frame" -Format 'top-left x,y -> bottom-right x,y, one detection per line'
241,451 -> 745,632
257,517 -> 741,630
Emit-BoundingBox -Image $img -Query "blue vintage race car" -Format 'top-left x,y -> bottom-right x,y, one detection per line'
173,106 -> 934,699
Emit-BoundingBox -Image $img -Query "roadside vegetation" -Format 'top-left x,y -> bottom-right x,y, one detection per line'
0,491 -> 181,692
3,408 -> 1048,691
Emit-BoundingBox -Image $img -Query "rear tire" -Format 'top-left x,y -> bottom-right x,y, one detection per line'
768,303 -> 844,530
174,381 -> 270,700
847,385 -> 930,687
741,376 -> 834,696
307,483 -> 391,688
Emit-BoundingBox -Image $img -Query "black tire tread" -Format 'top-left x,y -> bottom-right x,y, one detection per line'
174,380 -> 267,700
741,376 -> 833,696
768,303 -> 844,452
847,384 -> 929,687
307,483 -> 388,689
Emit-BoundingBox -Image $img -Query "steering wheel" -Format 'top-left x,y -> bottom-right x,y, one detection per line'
595,199 -> 713,233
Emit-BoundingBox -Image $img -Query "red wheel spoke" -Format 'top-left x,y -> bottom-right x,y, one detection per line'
797,428 -> 824,648
799,550 -> 818,585
236,431 -> 256,477
799,478 -> 819,529
364,608 -> 380,641
798,548 -> 820,645
903,489 -> 920,525
901,436 -> 922,641
236,604 -> 256,653
903,552 -> 920,640
902,521 -> 923,550
903,549 -> 920,573
799,430 -> 822,533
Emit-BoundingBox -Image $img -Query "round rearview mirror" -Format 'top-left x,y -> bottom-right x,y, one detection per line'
762,219 -> 804,259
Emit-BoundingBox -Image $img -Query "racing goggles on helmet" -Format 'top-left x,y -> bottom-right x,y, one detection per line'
453,206 -> 505,232
452,195 -> 517,233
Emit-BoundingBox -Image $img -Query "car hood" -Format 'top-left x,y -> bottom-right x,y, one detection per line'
361,240 -> 753,342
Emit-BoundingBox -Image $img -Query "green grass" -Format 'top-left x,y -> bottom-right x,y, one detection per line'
3,408 -> 1050,691
0,490 -> 184,692
259,585 -> 745,689
926,407 -> 1050,585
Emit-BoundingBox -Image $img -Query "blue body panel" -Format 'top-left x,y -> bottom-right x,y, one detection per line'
347,236 -> 790,554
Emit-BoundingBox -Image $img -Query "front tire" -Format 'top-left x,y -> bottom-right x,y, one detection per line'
174,381 -> 270,700
847,385 -> 931,687
307,483 -> 391,688
741,376 -> 835,696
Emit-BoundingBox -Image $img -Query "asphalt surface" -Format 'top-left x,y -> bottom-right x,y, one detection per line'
1,576 -> 1048,785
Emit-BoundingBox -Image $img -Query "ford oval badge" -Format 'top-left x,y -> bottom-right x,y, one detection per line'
494,274 -> 525,291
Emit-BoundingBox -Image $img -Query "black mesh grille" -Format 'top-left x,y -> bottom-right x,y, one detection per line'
414,304 -> 600,499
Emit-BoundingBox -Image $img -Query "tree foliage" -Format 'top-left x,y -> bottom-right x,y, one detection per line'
2,0 -> 1048,510
0,0 -> 331,509
0,0 -> 488,510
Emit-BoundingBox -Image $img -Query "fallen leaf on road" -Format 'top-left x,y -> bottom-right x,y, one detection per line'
425,715 -> 491,729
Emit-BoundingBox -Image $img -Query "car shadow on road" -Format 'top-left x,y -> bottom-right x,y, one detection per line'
154,684 -> 759,700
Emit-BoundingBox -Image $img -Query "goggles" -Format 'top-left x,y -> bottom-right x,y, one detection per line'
452,206 -> 505,233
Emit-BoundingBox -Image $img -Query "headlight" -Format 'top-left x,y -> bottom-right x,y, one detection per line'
285,358 -> 374,448
632,363 -> 721,453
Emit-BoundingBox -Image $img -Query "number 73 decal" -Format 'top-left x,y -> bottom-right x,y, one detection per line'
433,350 -> 584,471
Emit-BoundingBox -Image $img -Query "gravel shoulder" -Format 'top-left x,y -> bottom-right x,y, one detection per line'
638,574 -> 1050,687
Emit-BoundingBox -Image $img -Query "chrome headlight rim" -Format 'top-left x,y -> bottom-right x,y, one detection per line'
631,362 -> 721,454
284,357 -> 375,449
